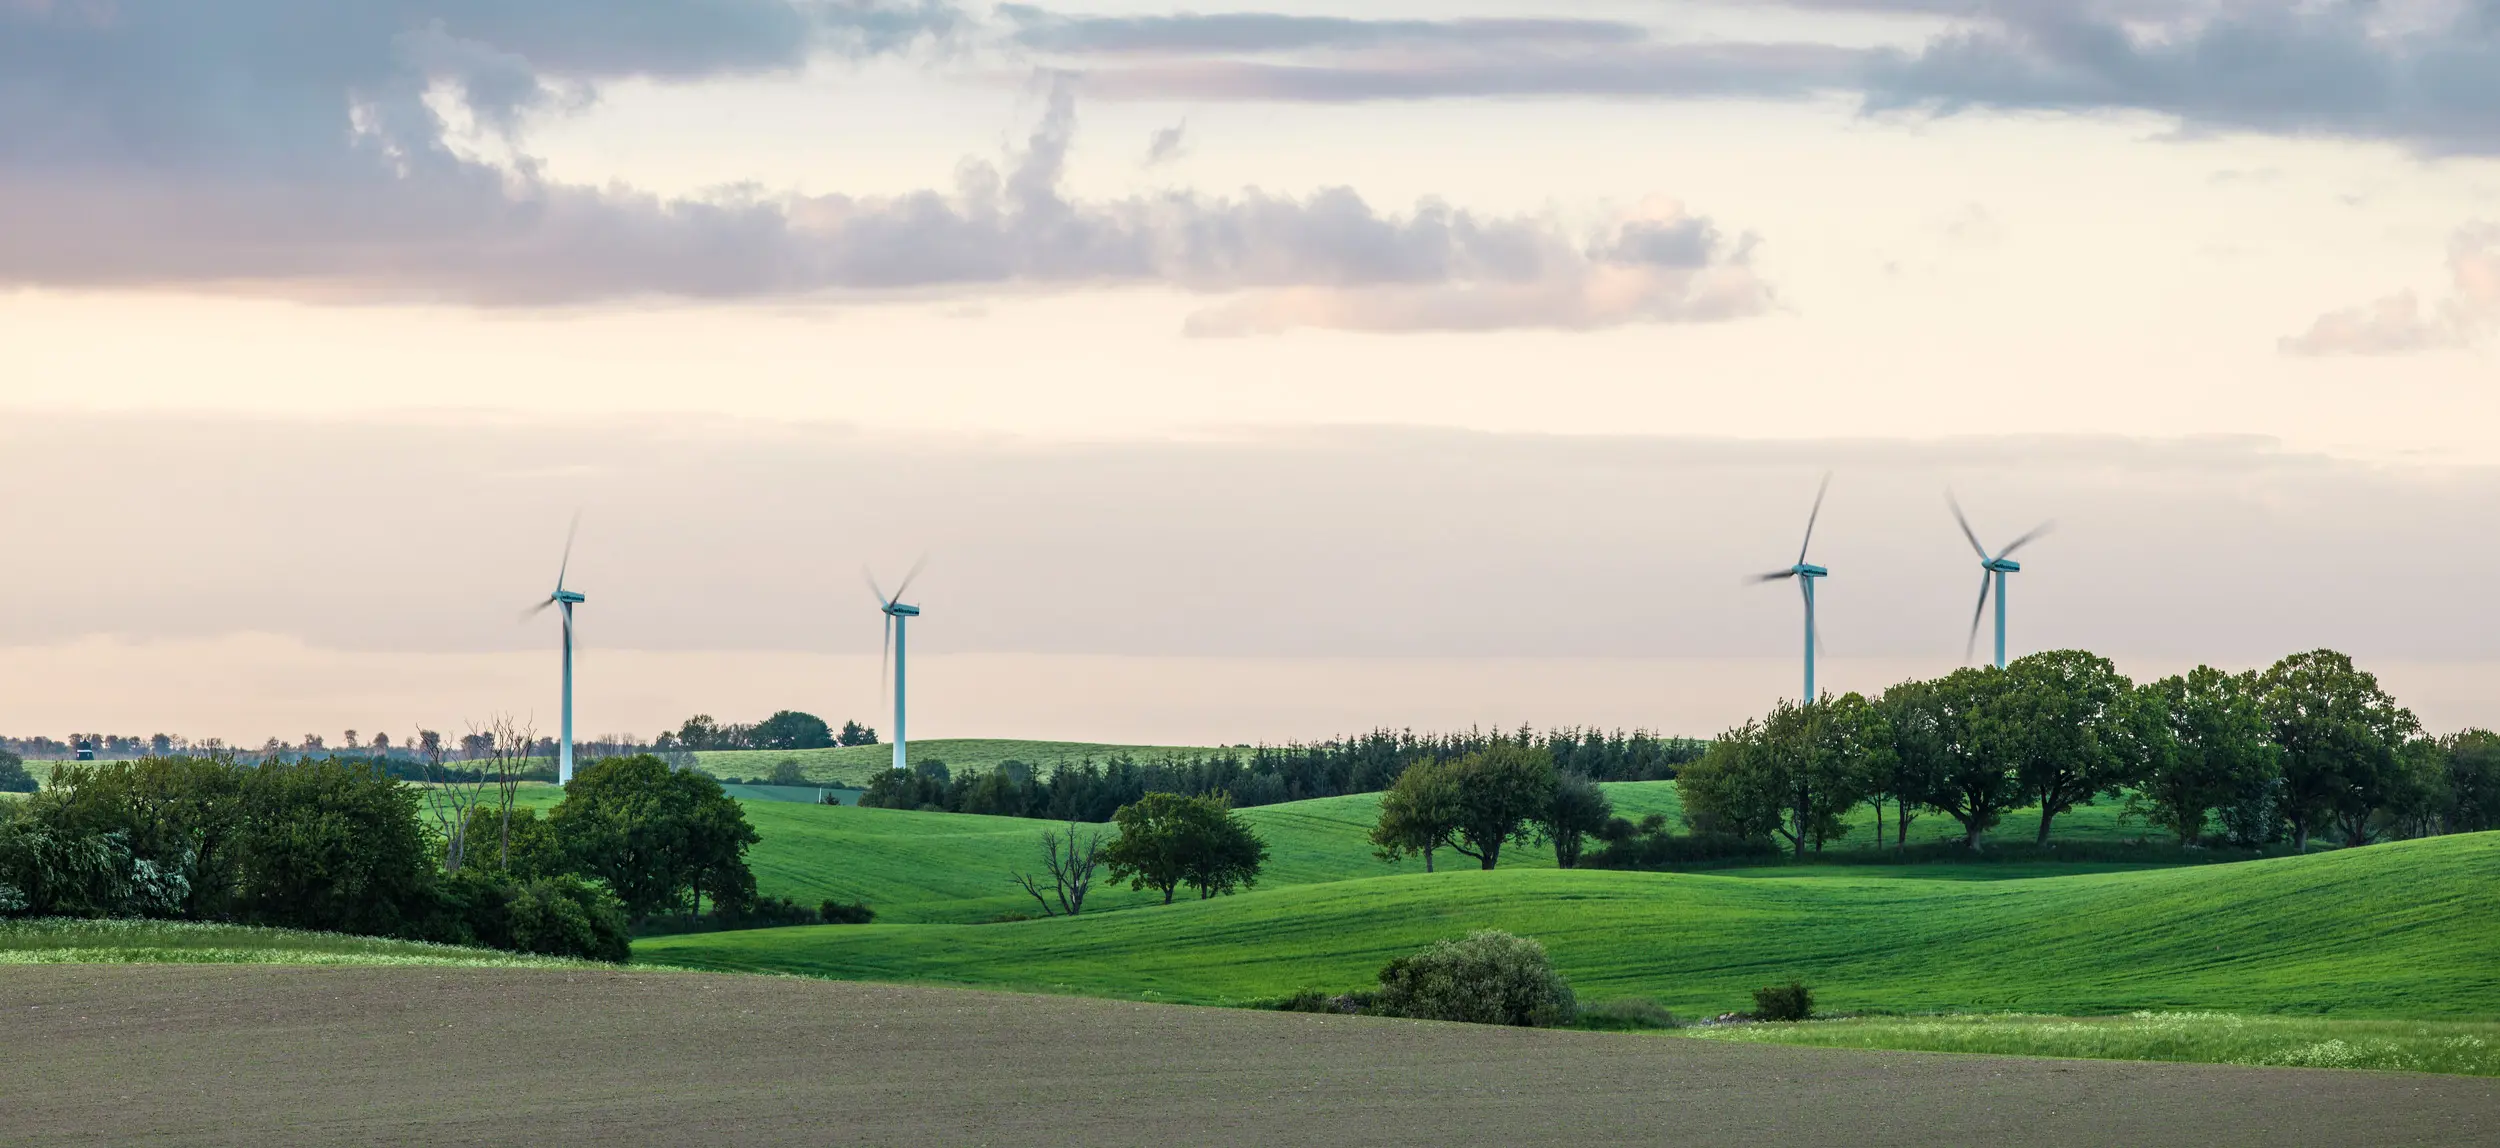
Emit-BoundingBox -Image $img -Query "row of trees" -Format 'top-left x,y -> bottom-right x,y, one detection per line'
865,726 -> 1701,823
664,712 -> 877,752
0,748 -> 765,961
1368,745 -> 1615,871
1679,648 -> 2500,856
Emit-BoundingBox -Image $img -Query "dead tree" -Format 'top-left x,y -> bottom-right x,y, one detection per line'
1009,821 -> 1106,916
418,726 -> 488,874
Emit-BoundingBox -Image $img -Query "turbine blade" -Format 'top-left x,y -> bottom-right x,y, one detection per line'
863,567 -> 889,608
880,613 -> 893,701
1965,572 -> 1992,661
521,598 -> 555,622
555,511 -> 579,593
890,554 -> 927,605
1798,471 -> 1831,565
1998,520 -> 2055,559
1948,492 -> 1988,560
1753,570 -> 1798,583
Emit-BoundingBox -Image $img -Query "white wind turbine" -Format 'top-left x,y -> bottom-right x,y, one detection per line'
866,560 -> 924,773
526,517 -> 587,784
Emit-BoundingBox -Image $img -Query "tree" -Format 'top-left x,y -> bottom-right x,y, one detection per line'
1442,743 -> 1558,870
550,755 -> 761,919
2258,650 -> 2417,852
1370,759 -> 1461,872
2134,667 -> 2280,846
1674,719 -> 1784,841
1538,772 -> 1613,868
2445,729 -> 2500,833
767,759 -> 808,786
233,757 -> 435,936
675,715 -> 725,751
1765,694 -> 1868,858
1101,792 -> 1267,904
37,754 -> 247,918
837,720 -> 879,747
0,751 -> 34,794
1010,821 -> 1106,916
1867,680 -> 1948,849
2379,737 -> 2453,841
750,710 -> 834,751
1925,666 -> 2023,850
1997,651 -> 2144,846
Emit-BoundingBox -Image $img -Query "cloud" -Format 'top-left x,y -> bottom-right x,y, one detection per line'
1144,120 -> 1189,166
0,2 -> 1768,333
2280,226 -> 2500,355
998,9 -> 1648,55
1864,2 -> 2500,154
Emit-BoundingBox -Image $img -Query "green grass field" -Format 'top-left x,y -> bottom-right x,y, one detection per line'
692,739 -> 1241,787
1685,1011 -> 2500,1075
639,831 -> 2500,1021
0,918 -> 596,969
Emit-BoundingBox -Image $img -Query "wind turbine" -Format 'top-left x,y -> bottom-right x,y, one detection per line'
1950,495 -> 2051,669
1754,474 -> 1832,704
526,517 -> 587,784
866,560 -> 924,773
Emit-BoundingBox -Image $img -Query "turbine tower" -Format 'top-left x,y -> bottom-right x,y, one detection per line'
1950,495 -> 2051,669
867,561 -> 924,773
527,518 -> 587,784
1754,474 -> 1832,704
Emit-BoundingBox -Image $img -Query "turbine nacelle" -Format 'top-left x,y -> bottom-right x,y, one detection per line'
1792,563 -> 1829,579
1982,558 -> 2020,574
883,602 -> 920,617
551,589 -> 587,605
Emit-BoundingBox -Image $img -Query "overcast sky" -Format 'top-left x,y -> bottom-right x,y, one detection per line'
4,0 -> 2497,741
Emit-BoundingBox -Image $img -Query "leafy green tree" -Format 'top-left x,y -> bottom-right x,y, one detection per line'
0,751 -> 33,793
837,720 -> 879,747
1987,651 -> 2146,845
750,710 -> 834,751
1674,719 -> 1784,841
2258,650 -> 2418,851
1768,694 -> 1869,857
32,755 -> 247,918
1926,666 -> 2023,849
2134,667 -> 2280,846
1866,680 -> 1948,849
1102,792 -> 1268,903
2442,729 -> 2500,833
233,757 -> 435,936
766,758 -> 808,786
1538,772 -> 1613,869
1442,744 -> 1558,870
2379,737 -> 2454,840
550,755 -> 761,919
1370,759 -> 1461,872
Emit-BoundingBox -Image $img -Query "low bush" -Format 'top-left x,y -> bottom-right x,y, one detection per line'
0,752 -> 35,794
1583,822 -> 1781,870
1275,988 -> 1374,1015
1753,980 -> 1814,1022
820,899 -> 875,924
1373,929 -> 1577,1028
1577,997 -> 1679,1031
437,871 -> 630,962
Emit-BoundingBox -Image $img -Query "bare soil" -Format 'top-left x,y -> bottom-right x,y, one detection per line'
5,965 -> 2496,1146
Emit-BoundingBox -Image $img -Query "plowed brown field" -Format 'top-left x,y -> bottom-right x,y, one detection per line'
5,965 -> 2495,1146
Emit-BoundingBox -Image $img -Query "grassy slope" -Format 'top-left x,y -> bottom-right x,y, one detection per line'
0,918 -> 594,969
692,739 -> 1240,787
638,831 -> 2500,1019
1687,1012 -> 2500,1076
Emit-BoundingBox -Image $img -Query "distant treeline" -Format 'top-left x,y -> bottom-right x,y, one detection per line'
861,727 -> 1705,820
661,711 -> 878,752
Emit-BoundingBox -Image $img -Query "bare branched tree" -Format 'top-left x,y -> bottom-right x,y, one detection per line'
485,716 -> 536,872
419,724 -> 487,874
1009,821 -> 1106,917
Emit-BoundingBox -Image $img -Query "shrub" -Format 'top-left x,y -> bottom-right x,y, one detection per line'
1373,929 -> 1577,1027
1752,980 -> 1814,1022
820,899 -> 875,924
1578,998 -> 1679,1031
1584,825 -> 1780,870
767,759 -> 808,786
1276,989 -> 1374,1015
504,876 -> 631,962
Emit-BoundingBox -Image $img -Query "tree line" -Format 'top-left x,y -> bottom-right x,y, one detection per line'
662,711 -> 878,752
1675,647 -> 2500,858
0,748 -> 773,962
862,726 -> 1703,820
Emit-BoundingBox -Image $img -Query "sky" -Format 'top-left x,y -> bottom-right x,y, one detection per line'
4,0 -> 2498,744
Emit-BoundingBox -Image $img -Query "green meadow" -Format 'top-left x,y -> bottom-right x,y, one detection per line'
0,918 -> 596,969
1686,1011 -> 2500,1076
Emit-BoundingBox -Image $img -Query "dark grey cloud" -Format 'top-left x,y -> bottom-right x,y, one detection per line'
0,2 -> 1768,331
1864,2 -> 2500,154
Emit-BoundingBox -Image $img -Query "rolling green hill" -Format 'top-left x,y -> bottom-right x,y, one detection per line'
637,831 -> 2500,1020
